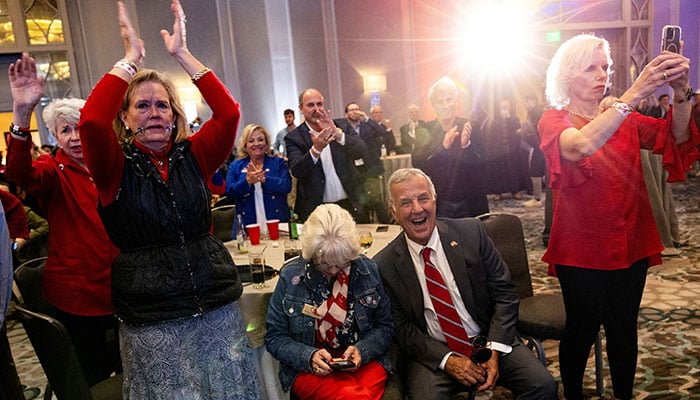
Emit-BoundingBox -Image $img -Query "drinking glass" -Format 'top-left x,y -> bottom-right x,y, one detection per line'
248,251 -> 266,289
359,230 -> 373,254
284,240 -> 300,261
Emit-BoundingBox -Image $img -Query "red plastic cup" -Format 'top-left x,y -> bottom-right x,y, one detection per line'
266,219 -> 280,240
246,224 -> 261,245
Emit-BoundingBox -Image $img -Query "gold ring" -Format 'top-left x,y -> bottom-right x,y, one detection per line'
663,72 -> 668,80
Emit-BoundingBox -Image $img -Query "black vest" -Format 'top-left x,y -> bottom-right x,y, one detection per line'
99,141 -> 242,325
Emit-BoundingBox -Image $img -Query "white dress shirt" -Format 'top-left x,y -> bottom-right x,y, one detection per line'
307,123 -> 348,203
404,227 -> 512,369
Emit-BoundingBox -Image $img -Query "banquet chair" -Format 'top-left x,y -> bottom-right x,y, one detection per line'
211,204 -> 236,242
13,305 -> 123,400
12,256 -> 55,316
477,213 -> 604,396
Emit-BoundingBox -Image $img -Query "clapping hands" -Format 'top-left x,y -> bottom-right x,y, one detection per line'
442,121 -> 472,149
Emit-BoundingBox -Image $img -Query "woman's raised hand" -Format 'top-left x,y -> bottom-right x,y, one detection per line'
627,50 -> 689,105
117,1 -> 145,67
9,53 -> 44,117
160,0 -> 189,58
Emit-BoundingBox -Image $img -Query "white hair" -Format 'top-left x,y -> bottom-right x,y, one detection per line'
42,98 -> 85,138
545,34 -> 612,109
300,204 -> 360,266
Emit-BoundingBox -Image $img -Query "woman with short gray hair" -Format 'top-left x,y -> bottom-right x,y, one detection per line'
265,203 -> 394,399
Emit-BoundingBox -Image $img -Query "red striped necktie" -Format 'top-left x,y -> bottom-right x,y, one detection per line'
422,247 -> 472,358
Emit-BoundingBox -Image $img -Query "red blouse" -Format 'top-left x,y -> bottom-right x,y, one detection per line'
538,109 -> 700,272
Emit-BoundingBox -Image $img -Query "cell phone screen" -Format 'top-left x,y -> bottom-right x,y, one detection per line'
329,358 -> 355,369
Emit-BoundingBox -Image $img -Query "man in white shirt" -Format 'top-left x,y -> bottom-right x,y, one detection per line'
374,168 -> 557,399
272,108 -> 296,157
285,88 -> 367,222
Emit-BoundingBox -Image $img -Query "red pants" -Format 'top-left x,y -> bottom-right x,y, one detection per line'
291,360 -> 387,400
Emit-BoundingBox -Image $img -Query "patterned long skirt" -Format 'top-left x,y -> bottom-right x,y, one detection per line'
119,302 -> 263,400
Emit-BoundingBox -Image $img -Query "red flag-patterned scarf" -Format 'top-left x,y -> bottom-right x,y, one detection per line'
314,270 -> 349,348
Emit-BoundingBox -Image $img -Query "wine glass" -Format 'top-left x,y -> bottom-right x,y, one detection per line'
359,230 -> 373,254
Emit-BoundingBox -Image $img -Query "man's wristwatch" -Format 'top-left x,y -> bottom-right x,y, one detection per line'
9,123 -> 31,138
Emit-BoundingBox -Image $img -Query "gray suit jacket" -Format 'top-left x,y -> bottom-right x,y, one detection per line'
373,218 -> 518,371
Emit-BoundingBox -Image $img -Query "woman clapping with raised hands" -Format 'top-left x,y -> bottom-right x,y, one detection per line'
78,1 -> 263,398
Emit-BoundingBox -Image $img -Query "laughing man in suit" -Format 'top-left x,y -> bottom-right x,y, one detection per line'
373,168 -> 557,399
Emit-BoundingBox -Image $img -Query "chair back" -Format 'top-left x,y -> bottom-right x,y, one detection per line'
477,213 -> 534,300
13,256 -> 55,316
211,204 -> 236,242
14,305 -> 95,400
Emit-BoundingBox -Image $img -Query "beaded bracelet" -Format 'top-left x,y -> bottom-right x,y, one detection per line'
611,101 -> 634,117
191,67 -> 211,83
9,123 -> 31,138
113,59 -> 138,77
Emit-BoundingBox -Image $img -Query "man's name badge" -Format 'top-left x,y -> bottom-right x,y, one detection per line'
303,304 -> 321,319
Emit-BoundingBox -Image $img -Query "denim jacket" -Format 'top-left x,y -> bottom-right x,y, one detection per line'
264,255 -> 394,392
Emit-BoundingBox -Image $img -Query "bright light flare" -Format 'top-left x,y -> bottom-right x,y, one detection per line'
458,3 -> 535,77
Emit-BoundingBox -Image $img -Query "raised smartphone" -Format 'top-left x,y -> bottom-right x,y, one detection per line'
661,25 -> 681,53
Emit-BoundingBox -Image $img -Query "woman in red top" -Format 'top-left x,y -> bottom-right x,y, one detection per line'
78,1 -> 262,398
540,34 -> 699,399
6,57 -> 122,385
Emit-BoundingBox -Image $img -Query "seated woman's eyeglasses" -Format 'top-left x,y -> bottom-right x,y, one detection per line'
314,260 -> 352,276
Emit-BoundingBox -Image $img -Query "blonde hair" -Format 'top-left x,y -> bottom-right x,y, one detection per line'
545,34 -> 613,109
43,98 -> 85,138
301,204 -> 360,266
236,124 -> 272,159
113,69 -> 190,143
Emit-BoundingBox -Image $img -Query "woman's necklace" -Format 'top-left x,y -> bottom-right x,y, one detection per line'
146,148 -> 168,174
566,108 -> 597,121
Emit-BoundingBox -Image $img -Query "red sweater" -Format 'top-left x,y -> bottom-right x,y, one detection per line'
6,141 -> 119,316
539,109 -> 700,273
78,72 -> 239,205
0,190 -> 29,240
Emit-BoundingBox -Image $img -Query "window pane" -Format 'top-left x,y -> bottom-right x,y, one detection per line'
22,0 -> 63,44
0,0 -> 16,46
35,52 -> 71,98
535,0 -> 622,24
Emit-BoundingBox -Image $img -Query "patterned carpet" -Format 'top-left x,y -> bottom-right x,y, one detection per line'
5,179 -> 700,399
478,178 -> 700,399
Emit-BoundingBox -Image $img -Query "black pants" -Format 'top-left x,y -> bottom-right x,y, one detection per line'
0,322 -> 24,400
53,309 -> 122,387
556,259 -> 649,400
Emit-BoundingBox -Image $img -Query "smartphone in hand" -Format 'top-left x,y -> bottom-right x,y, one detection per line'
329,358 -> 355,370
661,25 -> 681,53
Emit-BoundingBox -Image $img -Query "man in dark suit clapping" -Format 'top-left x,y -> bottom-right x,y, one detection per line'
373,168 -> 557,399
285,89 -> 367,222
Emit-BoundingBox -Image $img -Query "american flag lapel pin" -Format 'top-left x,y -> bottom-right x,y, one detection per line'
450,241 -> 458,248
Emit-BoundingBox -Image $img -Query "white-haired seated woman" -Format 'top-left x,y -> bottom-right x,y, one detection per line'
264,203 -> 394,400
